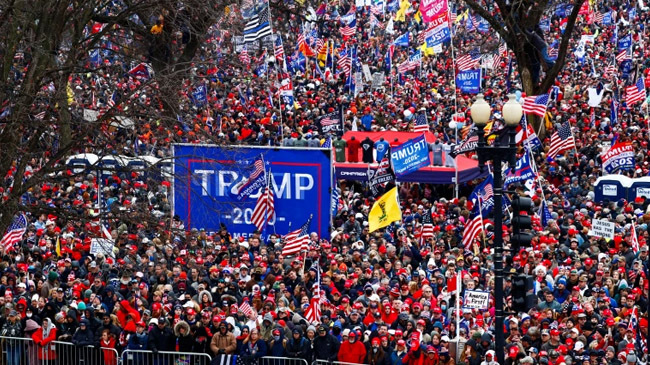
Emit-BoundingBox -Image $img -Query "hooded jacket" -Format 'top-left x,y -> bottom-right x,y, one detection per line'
32,318 -> 57,360
210,325 -> 237,355
174,320 -> 195,352
72,319 -> 95,346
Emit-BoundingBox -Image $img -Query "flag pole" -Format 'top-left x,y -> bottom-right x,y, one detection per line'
456,272 -> 461,339
448,5 -> 460,199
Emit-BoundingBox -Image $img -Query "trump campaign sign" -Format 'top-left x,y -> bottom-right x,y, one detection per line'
420,0 -> 448,23
173,145 -> 332,240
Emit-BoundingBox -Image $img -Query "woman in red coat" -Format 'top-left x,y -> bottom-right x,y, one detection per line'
32,317 -> 57,364
337,331 -> 366,364
100,329 -> 118,365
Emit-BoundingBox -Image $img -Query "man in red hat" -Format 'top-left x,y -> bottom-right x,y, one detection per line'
337,330 -> 366,364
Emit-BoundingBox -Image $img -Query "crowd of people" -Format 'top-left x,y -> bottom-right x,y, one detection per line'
1,0 -> 650,365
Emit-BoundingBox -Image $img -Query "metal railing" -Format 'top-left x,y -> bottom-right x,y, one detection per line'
0,336 -> 119,365
313,360 -> 366,365
121,349 -> 212,365
260,356 -> 309,365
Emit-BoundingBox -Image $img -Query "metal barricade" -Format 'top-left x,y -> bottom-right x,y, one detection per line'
0,335 -> 33,365
313,360 -> 366,365
122,349 -> 212,365
1,335 -> 120,365
260,356 -> 310,365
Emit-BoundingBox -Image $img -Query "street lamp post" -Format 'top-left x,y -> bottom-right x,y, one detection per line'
469,94 -> 522,365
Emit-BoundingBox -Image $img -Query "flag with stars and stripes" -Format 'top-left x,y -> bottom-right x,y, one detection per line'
419,209 -> 435,242
413,111 -> 429,133
274,35 -> 285,60
547,122 -> 575,160
1,214 -> 27,252
251,170 -> 275,232
281,217 -> 312,256
625,77 -> 646,106
522,94 -> 550,117
304,260 -> 321,324
456,49 -> 481,71
243,6 -> 272,43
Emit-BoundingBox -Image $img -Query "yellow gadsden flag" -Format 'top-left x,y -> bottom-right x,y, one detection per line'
368,187 -> 402,233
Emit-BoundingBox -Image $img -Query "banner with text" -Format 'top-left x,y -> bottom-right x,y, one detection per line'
173,145 -> 332,239
456,69 -> 481,94
390,134 -> 431,178
420,0 -> 448,23
601,142 -> 635,174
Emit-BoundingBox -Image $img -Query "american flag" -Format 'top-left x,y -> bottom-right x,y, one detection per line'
419,209 -> 435,242
274,35 -> 285,60
413,111 -> 429,133
304,261 -> 321,324
456,49 -> 481,71
238,299 -> 255,317
239,47 -> 251,65
107,91 -> 118,107
522,94 -> 550,117
604,63 -> 617,76
251,171 -> 275,232
1,214 -> 27,252
616,49 -> 631,63
340,19 -> 357,37
337,49 -> 351,76
461,215 -> 484,251
370,4 -> 382,15
547,122 -> 575,160
548,46 -> 558,59
625,77 -> 646,105
499,42 -> 508,57
482,54 -> 501,70
282,217 -> 312,256
450,12 -> 457,24
593,12 -> 605,23
478,181 -> 494,202
397,60 -> 417,74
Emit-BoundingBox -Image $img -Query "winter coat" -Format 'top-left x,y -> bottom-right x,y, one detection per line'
32,318 -> 57,360
268,337 -> 287,357
286,336 -> 310,362
72,319 -> 95,346
100,337 -> 118,365
1,320 -> 23,341
239,339 -> 267,365
313,333 -> 340,361
148,324 -> 175,352
127,332 -> 149,353
174,321 -> 195,353
338,339 -> 367,364
210,330 -> 237,355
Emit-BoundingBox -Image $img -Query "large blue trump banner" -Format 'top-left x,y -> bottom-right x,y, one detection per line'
390,135 -> 430,178
173,145 -> 332,240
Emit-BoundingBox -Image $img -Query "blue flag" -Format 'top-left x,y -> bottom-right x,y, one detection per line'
192,84 -> 207,107
610,98 -> 619,126
504,153 -> 536,188
393,32 -> 410,47
456,69 -> 481,94
539,200 -> 552,227
469,174 -> 494,216
230,155 -> 267,201
618,35 -> 631,51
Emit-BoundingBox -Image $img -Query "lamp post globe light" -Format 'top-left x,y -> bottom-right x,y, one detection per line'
469,93 -> 522,365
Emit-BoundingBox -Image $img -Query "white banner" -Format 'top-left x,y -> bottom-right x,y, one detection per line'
463,290 -> 490,310
589,219 -> 615,239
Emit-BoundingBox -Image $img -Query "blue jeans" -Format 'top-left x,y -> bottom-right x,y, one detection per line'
6,345 -> 21,365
